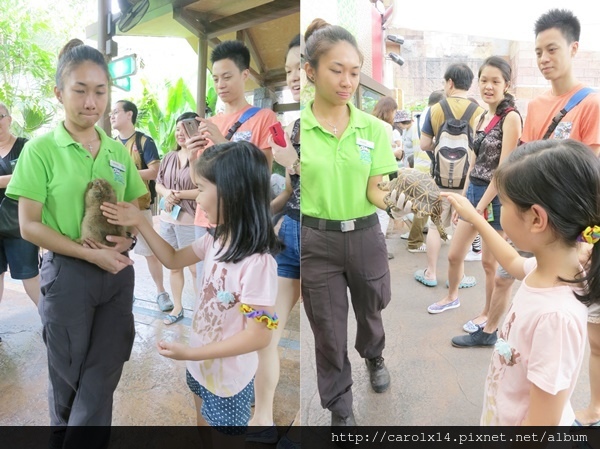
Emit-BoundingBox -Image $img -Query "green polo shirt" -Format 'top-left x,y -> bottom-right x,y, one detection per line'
301,100 -> 397,220
6,123 -> 147,241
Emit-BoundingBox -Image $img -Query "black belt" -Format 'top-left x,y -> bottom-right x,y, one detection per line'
301,213 -> 378,232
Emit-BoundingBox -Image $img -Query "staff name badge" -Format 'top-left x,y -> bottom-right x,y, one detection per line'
110,160 -> 126,184
357,138 -> 374,164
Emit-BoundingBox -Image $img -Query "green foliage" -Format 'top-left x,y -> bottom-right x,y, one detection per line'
135,78 -> 197,155
405,99 -> 428,113
0,0 -> 58,137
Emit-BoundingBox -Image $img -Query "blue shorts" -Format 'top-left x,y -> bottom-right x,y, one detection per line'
275,215 -> 300,279
0,237 -> 39,279
465,182 -> 502,231
186,370 -> 253,434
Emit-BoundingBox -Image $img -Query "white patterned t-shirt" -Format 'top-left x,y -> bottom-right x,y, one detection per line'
187,233 -> 277,397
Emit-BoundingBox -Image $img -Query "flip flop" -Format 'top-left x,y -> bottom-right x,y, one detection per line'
164,309 -> 184,325
414,268 -> 438,287
446,274 -> 477,289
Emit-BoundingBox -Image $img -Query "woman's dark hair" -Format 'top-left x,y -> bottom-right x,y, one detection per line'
194,141 -> 282,263
534,8 -> 580,43
495,139 -> 600,306
56,39 -> 110,90
288,34 -> 301,54
372,97 -> 397,125
175,111 -> 199,151
478,56 -> 516,116
304,18 -> 363,76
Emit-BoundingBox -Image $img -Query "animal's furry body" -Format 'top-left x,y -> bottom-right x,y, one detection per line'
80,179 -> 125,246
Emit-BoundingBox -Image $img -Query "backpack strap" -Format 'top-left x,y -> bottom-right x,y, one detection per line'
459,102 -> 479,123
543,87 -> 595,140
225,107 -> 261,140
134,131 -> 148,169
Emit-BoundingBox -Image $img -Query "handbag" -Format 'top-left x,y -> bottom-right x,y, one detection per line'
0,156 -> 21,239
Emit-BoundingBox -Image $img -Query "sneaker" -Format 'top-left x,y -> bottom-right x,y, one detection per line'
246,425 -> 279,444
408,243 -> 427,253
427,298 -> 460,314
156,292 -> 174,312
331,410 -> 356,426
451,328 -> 497,347
365,356 -> 390,393
472,234 -> 482,252
463,320 -> 487,333
400,232 -> 410,240
464,250 -> 482,261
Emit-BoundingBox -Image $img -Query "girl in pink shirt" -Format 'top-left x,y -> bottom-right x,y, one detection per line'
102,141 -> 282,442
445,139 -> 600,426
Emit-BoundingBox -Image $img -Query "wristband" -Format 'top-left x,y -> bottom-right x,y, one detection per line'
126,231 -> 137,251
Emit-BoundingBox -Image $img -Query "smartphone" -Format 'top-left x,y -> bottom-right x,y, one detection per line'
181,118 -> 199,138
269,122 -> 286,147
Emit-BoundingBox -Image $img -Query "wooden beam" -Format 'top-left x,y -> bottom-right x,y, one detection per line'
248,67 -> 263,86
172,8 -> 203,37
273,102 -> 300,113
240,30 -> 266,75
205,0 -> 299,39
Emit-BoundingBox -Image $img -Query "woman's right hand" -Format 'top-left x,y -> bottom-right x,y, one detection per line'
443,193 -> 481,225
270,133 -> 298,169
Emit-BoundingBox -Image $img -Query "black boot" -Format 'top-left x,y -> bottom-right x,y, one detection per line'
365,356 -> 390,393
331,409 -> 356,426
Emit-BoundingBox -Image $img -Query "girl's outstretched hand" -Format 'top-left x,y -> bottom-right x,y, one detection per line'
442,192 -> 481,225
101,202 -> 142,227
157,340 -> 190,360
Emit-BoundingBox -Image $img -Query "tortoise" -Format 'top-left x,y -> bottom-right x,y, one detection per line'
379,168 -> 448,241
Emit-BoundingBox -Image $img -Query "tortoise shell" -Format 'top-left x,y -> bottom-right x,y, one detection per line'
379,168 -> 448,241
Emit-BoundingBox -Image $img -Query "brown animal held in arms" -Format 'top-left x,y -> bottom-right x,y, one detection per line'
379,168 -> 448,241
80,179 -> 125,246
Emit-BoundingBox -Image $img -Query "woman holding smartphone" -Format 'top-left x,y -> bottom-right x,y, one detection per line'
155,111 -> 200,324
300,19 -> 409,426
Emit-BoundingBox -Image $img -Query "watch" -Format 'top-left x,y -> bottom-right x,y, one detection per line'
385,205 -> 395,219
126,231 -> 138,251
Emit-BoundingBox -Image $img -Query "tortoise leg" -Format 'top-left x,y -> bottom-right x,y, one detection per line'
433,217 -> 448,241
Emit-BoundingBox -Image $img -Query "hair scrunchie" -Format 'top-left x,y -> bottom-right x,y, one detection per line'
577,225 -> 600,244
240,304 -> 279,330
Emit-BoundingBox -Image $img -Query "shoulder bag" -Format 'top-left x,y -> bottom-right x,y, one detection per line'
0,157 -> 21,239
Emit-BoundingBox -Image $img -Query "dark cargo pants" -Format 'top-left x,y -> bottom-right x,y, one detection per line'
38,252 -> 135,449
301,223 -> 391,418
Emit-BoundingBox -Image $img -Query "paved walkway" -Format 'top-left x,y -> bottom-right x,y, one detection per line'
300,221 -> 591,425
0,237 -> 299,426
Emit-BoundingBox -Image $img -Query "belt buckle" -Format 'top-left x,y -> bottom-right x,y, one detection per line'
340,220 -> 355,232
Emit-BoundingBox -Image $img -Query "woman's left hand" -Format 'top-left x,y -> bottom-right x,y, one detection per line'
475,202 -> 487,218
269,134 -> 297,169
157,340 -> 191,360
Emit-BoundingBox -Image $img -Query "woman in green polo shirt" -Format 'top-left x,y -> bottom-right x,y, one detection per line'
301,19 -> 409,426
6,39 -> 146,447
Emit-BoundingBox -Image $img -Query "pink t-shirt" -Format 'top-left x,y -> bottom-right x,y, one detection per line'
186,233 -> 277,397
521,83 -> 600,146
481,257 -> 588,426
193,106 -> 278,227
